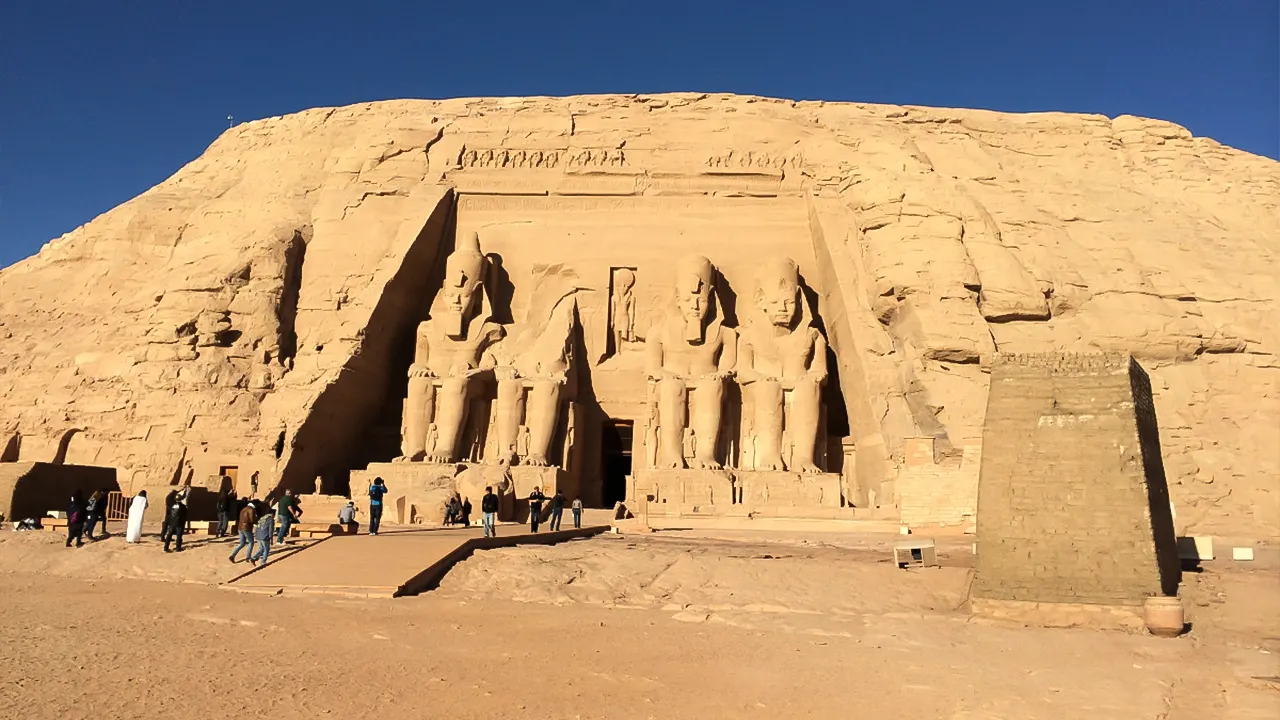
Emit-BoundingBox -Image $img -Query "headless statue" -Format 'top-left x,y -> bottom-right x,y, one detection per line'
645,255 -> 737,470
490,273 -> 580,467
736,257 -> 828,474
402,232 -> 505,463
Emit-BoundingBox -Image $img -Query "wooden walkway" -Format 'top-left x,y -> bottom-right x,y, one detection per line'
225,524 -> 608,598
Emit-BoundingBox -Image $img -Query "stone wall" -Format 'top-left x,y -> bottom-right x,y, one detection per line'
897,438 -> 981,530
972,353 -> 1180,606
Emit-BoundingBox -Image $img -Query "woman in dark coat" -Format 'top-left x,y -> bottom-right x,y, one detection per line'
66,491 -> 87,548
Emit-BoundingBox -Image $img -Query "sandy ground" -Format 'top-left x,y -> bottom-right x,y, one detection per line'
0,527 -> 1276,719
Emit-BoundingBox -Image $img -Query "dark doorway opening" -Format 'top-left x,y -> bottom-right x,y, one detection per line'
601,420 -> 633,508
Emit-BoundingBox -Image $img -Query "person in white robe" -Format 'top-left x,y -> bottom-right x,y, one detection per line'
125,490 -> 148,543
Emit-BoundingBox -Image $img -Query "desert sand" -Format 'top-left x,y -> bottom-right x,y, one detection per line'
0,528 -> 1275,719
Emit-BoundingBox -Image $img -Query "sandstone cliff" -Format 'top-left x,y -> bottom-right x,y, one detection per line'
1,94 -> 1275,536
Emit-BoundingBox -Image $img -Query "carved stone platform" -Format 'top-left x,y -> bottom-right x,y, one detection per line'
631,469 -> 734,508
737,470 -> 842,508
352,462 -> 564,525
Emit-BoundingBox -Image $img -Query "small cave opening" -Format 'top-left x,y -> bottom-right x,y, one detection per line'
213,328 -> 243,347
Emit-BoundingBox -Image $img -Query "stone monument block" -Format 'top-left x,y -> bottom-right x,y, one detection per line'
633,468 -> 733,507
352,461 -> 463,526
972,353 -> 1181,622
736,470 -> 841,508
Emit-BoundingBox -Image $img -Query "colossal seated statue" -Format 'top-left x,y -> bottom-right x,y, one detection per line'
490,271 -> 580,467
401,231 -> 505,463
736,256 -> 828,474
644,255 -> 737,470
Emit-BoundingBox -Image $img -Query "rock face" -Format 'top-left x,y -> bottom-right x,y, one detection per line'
0,93 -> 1275,537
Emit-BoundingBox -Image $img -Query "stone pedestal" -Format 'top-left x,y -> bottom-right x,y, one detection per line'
632,469 -> 734,508
352,462 -> 463,526
736,470 -> 842,508
352,462 -> 564,526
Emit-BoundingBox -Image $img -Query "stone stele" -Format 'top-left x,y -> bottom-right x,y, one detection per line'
0,94 -> 1275,537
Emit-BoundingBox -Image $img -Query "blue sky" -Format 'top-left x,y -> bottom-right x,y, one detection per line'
1,1 -> 1276,268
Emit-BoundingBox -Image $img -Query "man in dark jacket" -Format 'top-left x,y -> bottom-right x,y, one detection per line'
160,488 -> 180,543
216,484 -> 232,537
528,487 -> 546,533
163,494 -> 188,553
549,490 -> 565,532
481,486 -> 499,538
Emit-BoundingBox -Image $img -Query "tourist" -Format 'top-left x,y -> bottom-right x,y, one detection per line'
83,488 -> 106,541
249,470 -> 260,497
460,496 -> 472,528
481,486 -> 498,538
65,491 -> 87,548
163,491 -> 188,553
159,487 -> 180,544
275,490 -> 300,544
444,495 -> 457,526
367,477 -> 388,535
338,501 -> 356,526
216,481 -> 237,537
228,499 -> 257,563
549,490 -> 565,531
125,490 -> 148,543
249,510 -> 274,566
528,486 -> 546,533
571,496 -> 583,529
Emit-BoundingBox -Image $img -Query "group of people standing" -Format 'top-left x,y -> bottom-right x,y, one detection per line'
443,494 -> 473,527
471,486 -> 582,538
63,488 -> 112,548
62,476 -> 307,568
61,475 -> 587,553
525,487 -> 583,533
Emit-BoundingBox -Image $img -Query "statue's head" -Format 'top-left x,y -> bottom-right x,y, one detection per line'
674,255 -> 715,342
614,268 -> 636,294
755,257 -> 801,330
437,232 -> 486,338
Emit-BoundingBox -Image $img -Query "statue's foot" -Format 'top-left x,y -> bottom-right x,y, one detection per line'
797,462 -> 822,475
424,453 -> 452,464
658,458 -> 685,470
691,458 -> 723,470
524,453 -> 549,467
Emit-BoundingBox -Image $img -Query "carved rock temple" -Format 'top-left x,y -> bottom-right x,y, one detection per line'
0,94 -> 1276,537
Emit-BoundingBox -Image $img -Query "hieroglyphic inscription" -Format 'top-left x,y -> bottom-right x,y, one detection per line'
705,150 -> 804,171
458,146 -> 626,170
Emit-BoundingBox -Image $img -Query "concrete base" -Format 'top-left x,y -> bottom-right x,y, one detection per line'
970,596 -> 1145,632
225,524 -> 609,599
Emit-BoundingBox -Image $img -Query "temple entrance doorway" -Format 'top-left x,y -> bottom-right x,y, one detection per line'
600,420 -> 633,508
219,466 -> 239,493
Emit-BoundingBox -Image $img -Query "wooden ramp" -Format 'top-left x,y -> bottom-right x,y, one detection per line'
225,525 -> 608,598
